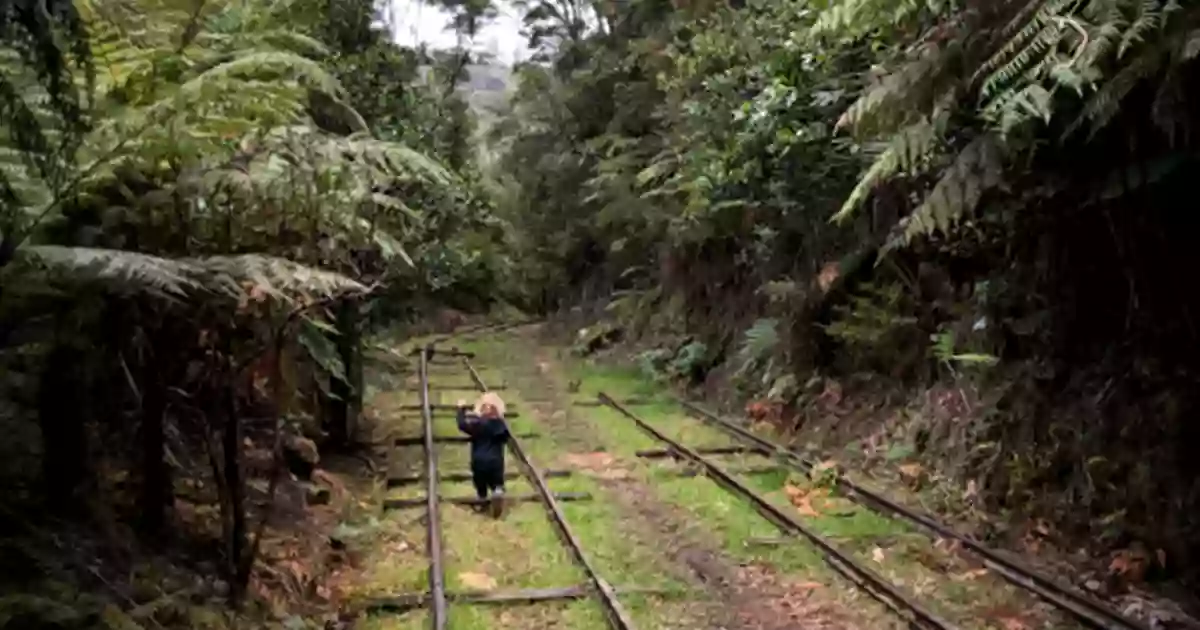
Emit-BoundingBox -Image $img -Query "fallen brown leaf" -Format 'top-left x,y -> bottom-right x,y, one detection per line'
458,571 -> 497,591
784,484 -> 825,517
897,463 -> 923,478
561,452 -> 615,469
953,568 -> 989,581
998,616 -> 1031,630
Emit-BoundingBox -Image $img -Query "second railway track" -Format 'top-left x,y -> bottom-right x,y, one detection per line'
368,322 -> 1164,630
594,391 -> 1155,630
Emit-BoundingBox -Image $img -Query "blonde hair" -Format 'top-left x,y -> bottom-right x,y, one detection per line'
473,392 -> 506,417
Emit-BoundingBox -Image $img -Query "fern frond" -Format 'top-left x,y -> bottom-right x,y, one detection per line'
17,245 -> 206,298
812,0 -> 949,41
1063,37 -> 1167,139
837,45 -> 948,138
14,245 -> 369,305
165,50 -> 341,106
832,117 -> 944,224
195,254 -> 367,304
1118,0 -> 1167,58
735,318 -> 779,377
887,133 -> 1006,250
974,0 -> 1081,93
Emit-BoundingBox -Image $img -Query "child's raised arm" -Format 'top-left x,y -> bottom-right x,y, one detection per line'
456,400 -> 478,435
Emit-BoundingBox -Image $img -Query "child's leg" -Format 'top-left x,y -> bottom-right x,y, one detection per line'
485,465 -> 505,518
470,467 -> 489,500
490,465 -> 505,495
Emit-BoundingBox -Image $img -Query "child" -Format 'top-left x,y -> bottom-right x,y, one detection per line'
455,393 -> 510,518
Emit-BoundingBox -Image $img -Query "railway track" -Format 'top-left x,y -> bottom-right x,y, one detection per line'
596,392 -> 1155,630
371,321 -> 1156,630
370,330 -> 651,629
671,399 -> 1153,630
600,393 -> 958,630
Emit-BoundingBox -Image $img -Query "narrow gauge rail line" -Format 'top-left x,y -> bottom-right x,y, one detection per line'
424,318 -> 541,349
418,348 -> 448,629
599,393 -> 958,630
461,356 -> 637,630
676,400 -> 1151,630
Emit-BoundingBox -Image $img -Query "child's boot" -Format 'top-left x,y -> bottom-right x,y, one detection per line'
489,488 -> 505,519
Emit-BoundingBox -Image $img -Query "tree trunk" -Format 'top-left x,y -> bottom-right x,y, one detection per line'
327,300 -> 362,447
38,342 -> 88,515
138,361 -> 171,535
340,300 -> 362,444
223,380 -> 247,607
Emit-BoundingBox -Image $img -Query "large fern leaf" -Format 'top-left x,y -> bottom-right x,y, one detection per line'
14,245 -> 367,304
886,133 -> 1006,250
16,245 -> 206,298
832,116 -> 944,224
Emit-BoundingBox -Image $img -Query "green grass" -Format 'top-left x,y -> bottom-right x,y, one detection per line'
550,345 -> 1086,630
357,349 -> 610,630
357,329 -> 1082,630
446,337 -> 718,628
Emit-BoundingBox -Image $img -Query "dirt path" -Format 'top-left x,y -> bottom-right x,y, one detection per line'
345,327 -> 932,629
501,340 -> 860,630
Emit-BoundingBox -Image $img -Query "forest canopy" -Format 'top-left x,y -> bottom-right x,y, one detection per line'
487,0 -> 1200,589
3,0 -> 1200,626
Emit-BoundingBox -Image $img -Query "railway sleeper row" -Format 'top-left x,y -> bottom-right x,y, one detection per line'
673,399 -> 1151,630
382,340 -> 639,630
461,357 -> 637,630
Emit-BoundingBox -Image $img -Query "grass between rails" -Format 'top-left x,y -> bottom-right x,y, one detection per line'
358,354 -> 608,630
349,326 -> 1082,630
547,343 -> 1086,630
444,335 -> 716,629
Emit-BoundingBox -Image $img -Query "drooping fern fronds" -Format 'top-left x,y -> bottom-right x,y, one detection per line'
734,317 -> 780,379
1063,31 -> 1171,138
832,116 -> 945,224
885,132 -> 1006,250
17,244 -> 207,298
974,0 -> 1084,96
196,254 -> 368,305
14,245 -> 367,304
836,44 -> 951,138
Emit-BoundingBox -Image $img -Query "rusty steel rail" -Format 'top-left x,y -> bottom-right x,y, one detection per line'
418,347 -> 448,629
599,393 -> 959,630
677,400 -> 1150,630
425,317 -> 542,348
464,360 -> 636,630
366,584 -> 689,614
385,491 -> 593,510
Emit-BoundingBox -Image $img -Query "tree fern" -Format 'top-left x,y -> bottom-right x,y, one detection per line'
832,116 -> 944,223
836,45 -> 950,139
735,317 -> 780,378
14,245 -> 367,304
15,244 -> 207,298
196,254 -> 367,304
886,132 -> 1005,250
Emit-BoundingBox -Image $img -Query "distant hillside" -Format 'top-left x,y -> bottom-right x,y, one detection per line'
418,64 -> 514,118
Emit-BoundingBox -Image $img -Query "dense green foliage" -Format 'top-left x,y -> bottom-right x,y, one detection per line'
6,0 -> 1200,621
0,0 -> 507,622
491,0 -> 1200,585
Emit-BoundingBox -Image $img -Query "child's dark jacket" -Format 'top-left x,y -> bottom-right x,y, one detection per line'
456,406 -> 509,470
